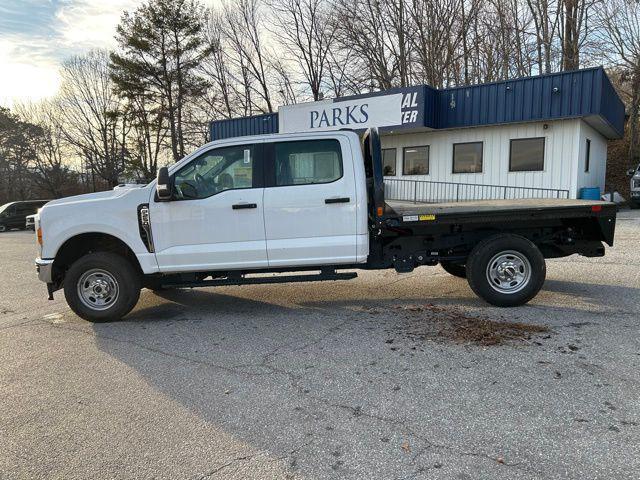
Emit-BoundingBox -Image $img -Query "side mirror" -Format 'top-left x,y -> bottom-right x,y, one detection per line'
627,169 -> 636,177
156,167 -> 173,200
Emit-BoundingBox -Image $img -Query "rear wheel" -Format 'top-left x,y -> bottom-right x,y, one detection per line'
0,224 -> 6,232
440,261 -> 466,278
64,252 -> 141,322
466,234 -> 546,307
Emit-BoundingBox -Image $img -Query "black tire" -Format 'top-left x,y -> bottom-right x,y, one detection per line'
440,261 -> 467,278
466,234 -> 546,307
0,224 -> 6,233
64,252 -> 141,322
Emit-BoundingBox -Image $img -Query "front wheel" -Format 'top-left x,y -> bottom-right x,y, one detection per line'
466,234 -> 546,307
64,252 -> 141,322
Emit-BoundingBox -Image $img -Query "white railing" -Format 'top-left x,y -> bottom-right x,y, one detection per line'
384,178 -> 570,203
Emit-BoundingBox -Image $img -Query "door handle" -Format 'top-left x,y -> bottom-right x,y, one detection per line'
232,203 -> 257,210
325,197 -> 350,204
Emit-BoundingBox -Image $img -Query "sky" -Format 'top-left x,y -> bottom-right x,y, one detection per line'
0,0 -> 148,107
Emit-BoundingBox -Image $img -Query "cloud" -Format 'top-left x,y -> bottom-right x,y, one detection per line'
0,0 -> 59,39
0,0 -> 143,107
55,0 -> 142,49
0,0 -> 222,107
0,37 -> 61,106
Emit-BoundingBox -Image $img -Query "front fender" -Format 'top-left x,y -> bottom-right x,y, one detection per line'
39,190 -> 159,274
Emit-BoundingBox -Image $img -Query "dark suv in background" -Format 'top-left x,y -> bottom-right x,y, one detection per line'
0,200 -> 50,232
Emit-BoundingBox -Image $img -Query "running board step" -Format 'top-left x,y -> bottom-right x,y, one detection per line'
164,271 -> 358,289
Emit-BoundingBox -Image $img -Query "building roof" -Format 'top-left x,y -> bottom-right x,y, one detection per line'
210,67 -> 625,141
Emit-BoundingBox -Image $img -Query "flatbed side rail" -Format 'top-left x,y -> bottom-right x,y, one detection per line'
385,178 -> 570,203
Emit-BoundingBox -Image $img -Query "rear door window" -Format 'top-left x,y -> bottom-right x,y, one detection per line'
273,139 -> 343,186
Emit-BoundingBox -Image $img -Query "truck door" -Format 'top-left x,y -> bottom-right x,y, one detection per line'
263,137 -> 358,267
149,143 -> 267,272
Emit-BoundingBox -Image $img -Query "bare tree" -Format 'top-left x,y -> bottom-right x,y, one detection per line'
267,0 -> 337,101
59,51 -> 128,188
0,107 -> 39,202
14,101 -> 77,197
221,0 -> 275,113
325,47 -> 364,97
526,0 -> 562,74
125,94 -> 169,181
408,0 -> 464,87
333,0 -> 408,90
598,0 -> 640,165
559,0 -> 597,71
200,11 -> 239,119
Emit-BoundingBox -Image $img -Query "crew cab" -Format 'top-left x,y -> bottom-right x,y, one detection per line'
35,129 -> 616,322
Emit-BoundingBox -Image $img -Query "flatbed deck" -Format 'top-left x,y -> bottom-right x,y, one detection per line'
382,198 -> 616,247
385,198 -> 611,216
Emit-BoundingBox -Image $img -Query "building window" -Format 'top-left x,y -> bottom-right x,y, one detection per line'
403,146 -> 429,175
509,137 -> 545,172
274,139 -> 343,186
453,142 -> 483,173
585,138 -> 591,172
382,148 -> 397,176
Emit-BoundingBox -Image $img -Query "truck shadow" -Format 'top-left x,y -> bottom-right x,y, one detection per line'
540,279 -> 640,313
88,276 -> 639,477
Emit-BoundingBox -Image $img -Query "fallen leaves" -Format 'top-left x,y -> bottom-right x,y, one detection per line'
389,303 -> 550,347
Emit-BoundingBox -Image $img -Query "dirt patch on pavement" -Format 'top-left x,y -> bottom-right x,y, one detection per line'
378,304 -> 550,347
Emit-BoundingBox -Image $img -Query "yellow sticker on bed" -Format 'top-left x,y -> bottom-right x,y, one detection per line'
419,214 -> 436,221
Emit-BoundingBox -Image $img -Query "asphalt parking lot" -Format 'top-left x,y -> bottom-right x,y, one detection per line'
1,211 -> 639,480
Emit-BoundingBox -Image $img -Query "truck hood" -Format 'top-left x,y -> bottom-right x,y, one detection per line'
45,186 -> 149,208
37,185 -> 154,260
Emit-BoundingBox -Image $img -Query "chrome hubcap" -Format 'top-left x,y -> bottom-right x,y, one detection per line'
486,250 -> 531,294
77,269 -> 119,311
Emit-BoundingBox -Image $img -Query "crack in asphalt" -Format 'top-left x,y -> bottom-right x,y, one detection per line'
0,319 -> 41,331
46,315 -> 540,476
196,440 -> 313,479
244,323 -> 542,477
196,453 -> 256,479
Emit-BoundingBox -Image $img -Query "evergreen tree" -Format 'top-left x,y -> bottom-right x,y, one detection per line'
110,0 -> 212,162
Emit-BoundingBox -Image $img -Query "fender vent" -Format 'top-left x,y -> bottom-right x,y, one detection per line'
137,204 -> 155,253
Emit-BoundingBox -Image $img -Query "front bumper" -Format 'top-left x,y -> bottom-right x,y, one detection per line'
36,258 -> 54,283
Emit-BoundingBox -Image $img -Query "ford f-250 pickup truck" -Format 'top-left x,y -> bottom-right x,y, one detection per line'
35,129 -> 616,322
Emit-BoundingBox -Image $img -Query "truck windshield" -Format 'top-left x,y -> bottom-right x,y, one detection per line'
0,203 -> 12,215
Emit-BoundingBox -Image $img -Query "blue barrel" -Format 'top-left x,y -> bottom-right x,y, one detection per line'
579,187 -> 601,200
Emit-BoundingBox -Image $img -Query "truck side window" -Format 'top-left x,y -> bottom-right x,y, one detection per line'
173,144 -> 256,199
274,139 -> 342,186
16,204 -> 32,215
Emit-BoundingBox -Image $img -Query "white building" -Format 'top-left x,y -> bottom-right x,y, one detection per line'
211,67 -> 624,201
